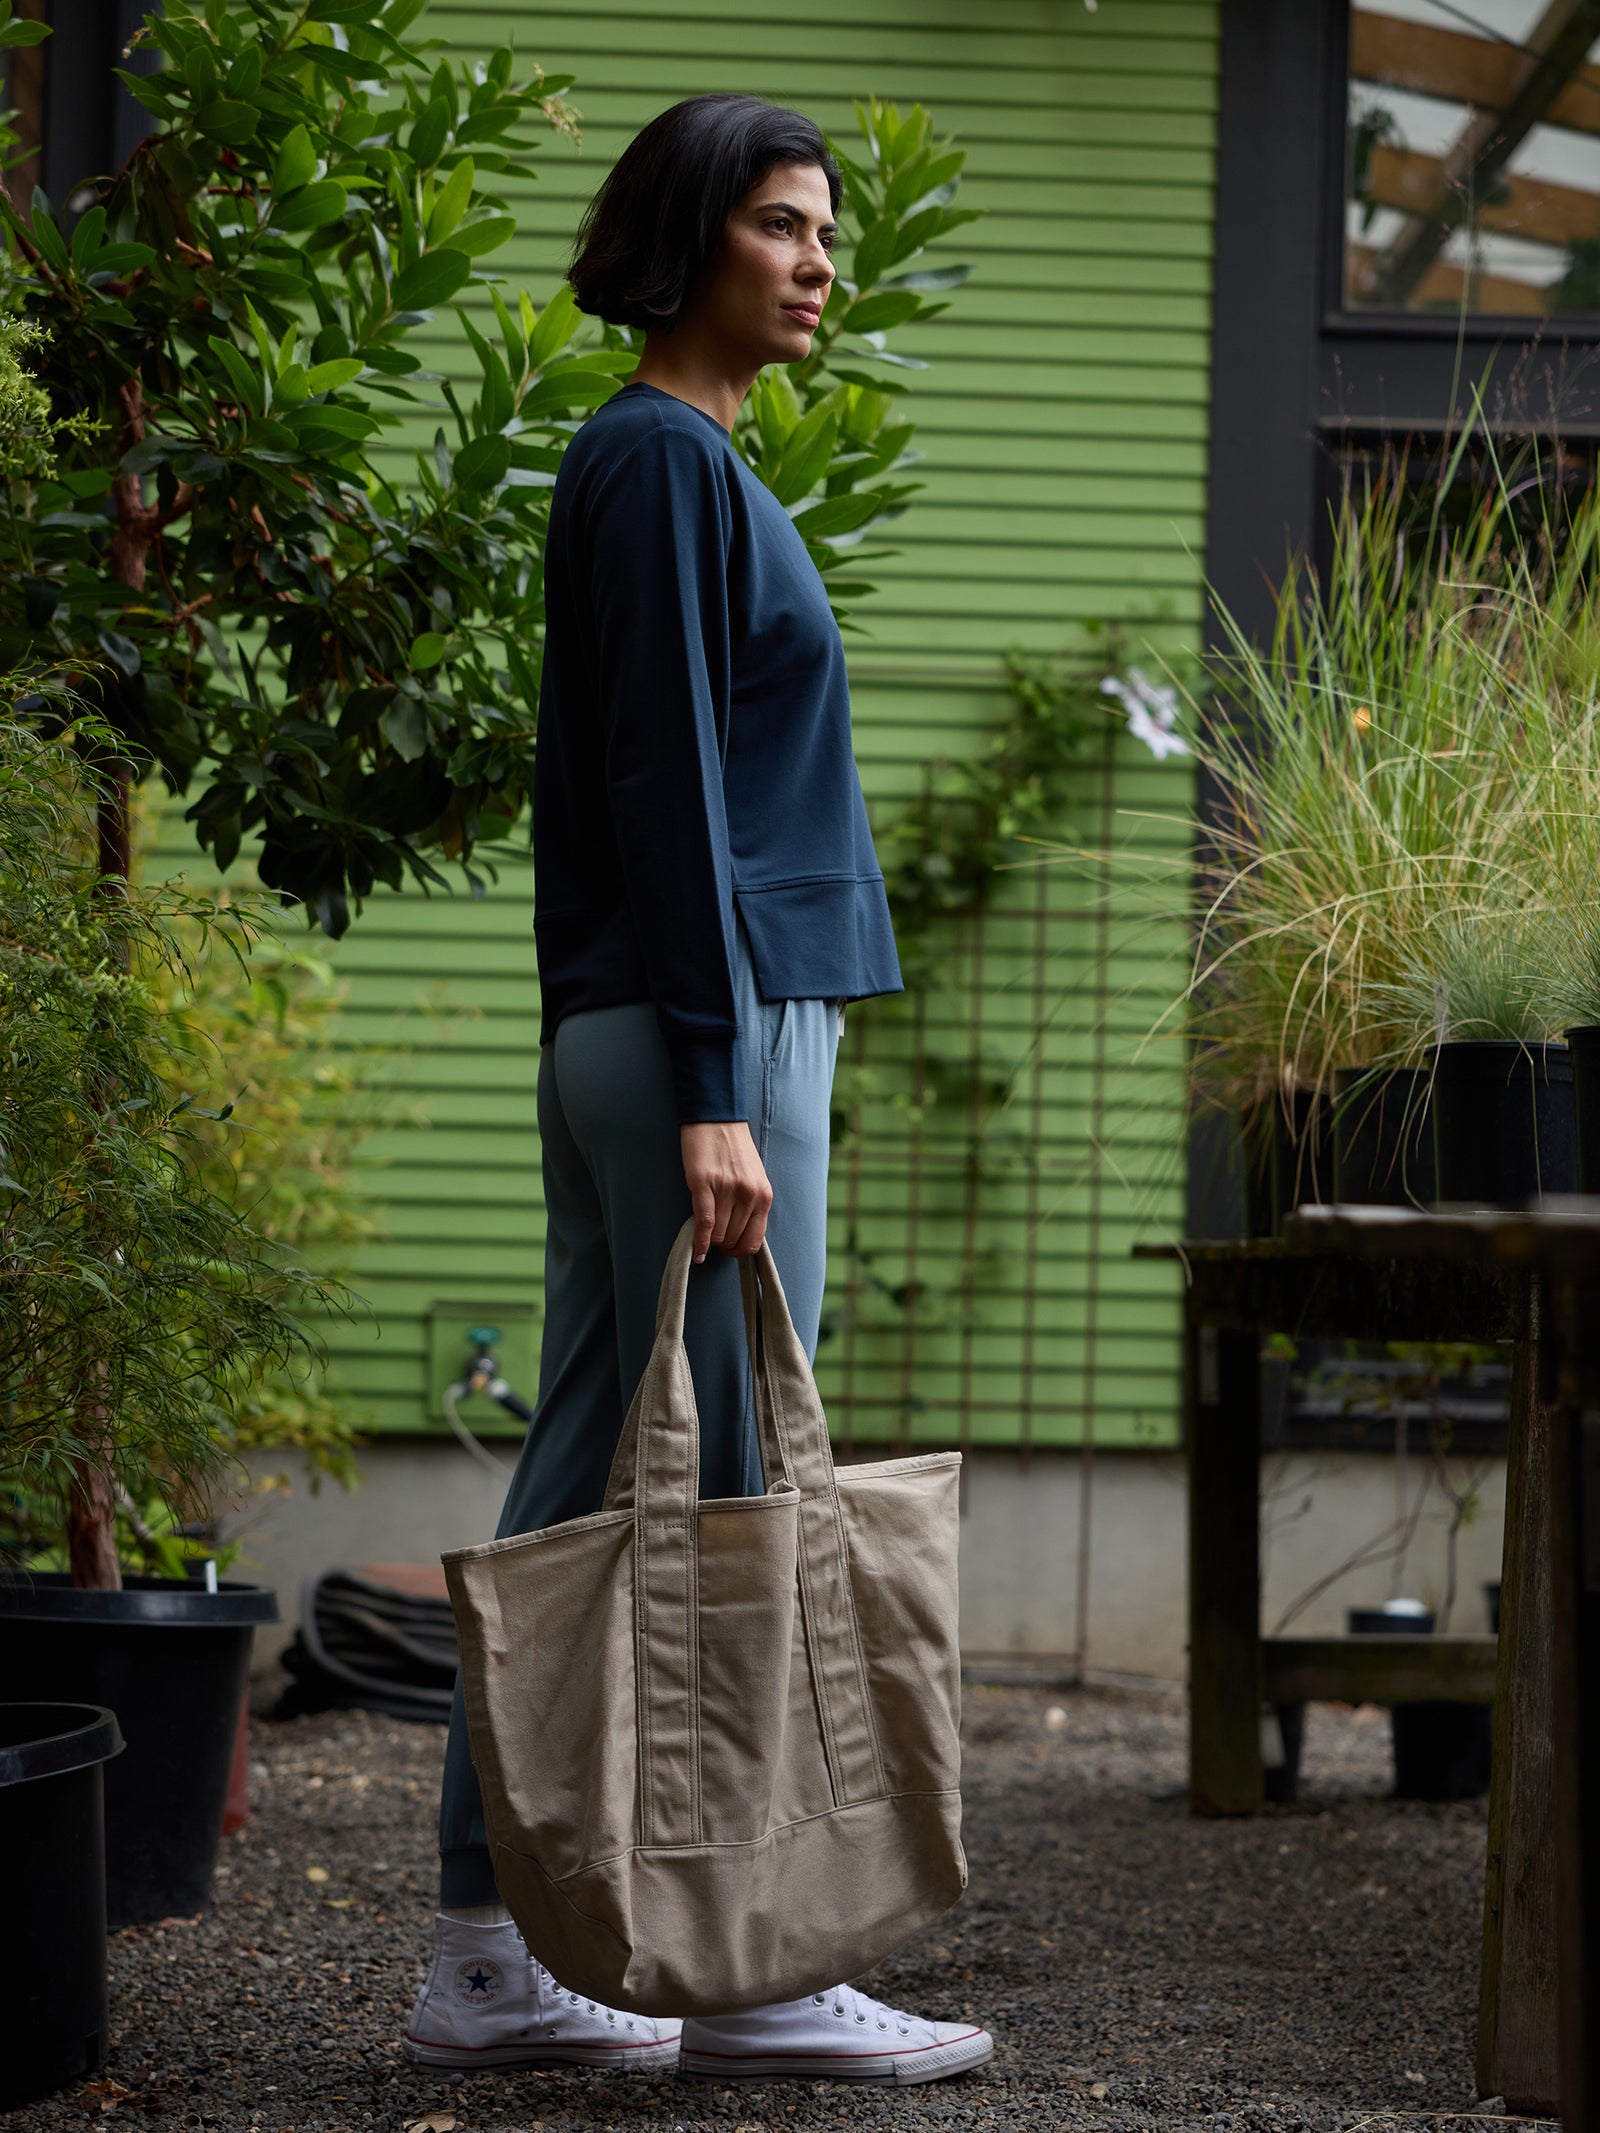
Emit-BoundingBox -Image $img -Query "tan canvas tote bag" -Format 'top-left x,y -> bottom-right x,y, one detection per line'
443,1219 -> 967,2015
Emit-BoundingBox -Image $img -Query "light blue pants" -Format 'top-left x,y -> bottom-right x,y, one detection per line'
438,925 -> 840,1905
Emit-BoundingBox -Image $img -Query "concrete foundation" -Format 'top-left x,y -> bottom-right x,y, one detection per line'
232,1439 -> 1507,1687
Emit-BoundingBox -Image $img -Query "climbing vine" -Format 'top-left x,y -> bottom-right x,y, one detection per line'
825,634 -> 1186,1360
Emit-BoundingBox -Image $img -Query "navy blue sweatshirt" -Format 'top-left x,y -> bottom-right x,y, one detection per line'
533,380 -> 903,1122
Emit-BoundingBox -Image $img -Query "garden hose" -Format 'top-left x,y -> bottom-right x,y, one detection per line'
442,1328 -> 535,1479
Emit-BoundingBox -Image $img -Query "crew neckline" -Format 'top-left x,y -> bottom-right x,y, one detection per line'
615,379 -> 734,437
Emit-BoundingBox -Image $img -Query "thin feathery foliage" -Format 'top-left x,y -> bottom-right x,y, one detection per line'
1174,432 -> 1600,1130
0,704 -> 345,1550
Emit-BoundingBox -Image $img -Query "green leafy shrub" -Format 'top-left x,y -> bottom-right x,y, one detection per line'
0,702 -> 343,1582
0,3 -> 975,933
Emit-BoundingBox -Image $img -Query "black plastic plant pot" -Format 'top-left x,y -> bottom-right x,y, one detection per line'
1347,1601 -> 1492,1803
1242,1087 -> 1335,1239
1332,1065 -> 1435,1207
1427,1039 -> 1577,1208
1565,1023 -> 1600,1193
0,1704 -> 124,2108
0,1575 -> 278,1929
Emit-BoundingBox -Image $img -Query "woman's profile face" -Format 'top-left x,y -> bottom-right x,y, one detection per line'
685,160 -> 837,369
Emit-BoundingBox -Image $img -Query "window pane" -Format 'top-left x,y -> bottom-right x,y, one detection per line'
1346,1 -> 1600,318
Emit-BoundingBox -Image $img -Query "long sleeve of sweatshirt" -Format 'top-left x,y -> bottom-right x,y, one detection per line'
586,419 -> 744,1123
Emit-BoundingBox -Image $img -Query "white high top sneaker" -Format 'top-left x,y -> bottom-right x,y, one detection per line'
680,1983 -> 994,2084
403,1913 -> 681,2073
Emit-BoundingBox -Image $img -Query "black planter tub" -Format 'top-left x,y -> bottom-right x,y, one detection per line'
0,1574 -> 277,1928
0,1703 -> 123,2107
1427,1039 -> 1576,1208
1332,1065 -> 1435,1206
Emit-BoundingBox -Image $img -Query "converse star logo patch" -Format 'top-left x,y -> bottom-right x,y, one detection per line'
452,1957 -> 504,2005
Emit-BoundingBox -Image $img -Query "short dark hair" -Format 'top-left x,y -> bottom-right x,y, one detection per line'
568,93 -> 841,332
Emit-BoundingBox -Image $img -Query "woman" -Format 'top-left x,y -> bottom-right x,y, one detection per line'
403,92 -> 994,2087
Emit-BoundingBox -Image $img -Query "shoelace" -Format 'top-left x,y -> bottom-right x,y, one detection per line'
513,1927 -> 637,2031
809,1983 -> 913,2037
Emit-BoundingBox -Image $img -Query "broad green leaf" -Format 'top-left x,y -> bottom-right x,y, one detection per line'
183,43 -> 220,96
507,440 -> 563,473
69,205 -> 106,267
518,371 -> 617,419
490,286 -> 525,380
454,108 -> 521,147
842,290 -> 922,336
284,403 -> 376,439
478,346 -> 513,434
852,213 -> 898,293
881,263 -> 973,292
792,492 -> 885,539
309,0 -> 377,17
409,631 -> 449,669
29,195 -> 68,272
772,405 -> 837,507
426,156 -> 474,244
274,180 -> 348,232
273,122 -> 318,194
453,432 -> 510,489
448,212 -> 516,259
300,43 -> 387,85
89,242 -> 157,274
527,281 -> 580,370
407,96 -> 451,170
303,357 -> 365,393
208,336 -> 266,417
391,248 -> 471,312
540,350 -> 636,377
195,97 -> 259,146
380,695 -> 429,761
225,44 -> 262,98
0,17 -> 50,43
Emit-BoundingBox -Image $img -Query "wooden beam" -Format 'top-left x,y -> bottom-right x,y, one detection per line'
1187,1323 -> 1264,1815
1262,1633 -> 1498,1704
1351,9 -> 1600,138
1478,1304 -> 1561,2117
1346,239 -> 1551,315
1373,0 -> 1600,304
1367,141 -> 1600,251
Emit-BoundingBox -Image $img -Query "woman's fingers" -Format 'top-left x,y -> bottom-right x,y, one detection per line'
680,1122 -> 773,1262
691,1177 -> 718,1264
721,1189 -> 770,1258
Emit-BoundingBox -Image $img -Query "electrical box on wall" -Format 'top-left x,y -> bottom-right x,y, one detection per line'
425,1302 -> 540,1436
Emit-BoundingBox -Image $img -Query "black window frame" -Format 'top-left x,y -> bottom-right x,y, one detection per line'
1320,0 -> 1600,348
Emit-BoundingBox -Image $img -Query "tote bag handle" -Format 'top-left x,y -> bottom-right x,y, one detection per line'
600,1221 -> 884,1837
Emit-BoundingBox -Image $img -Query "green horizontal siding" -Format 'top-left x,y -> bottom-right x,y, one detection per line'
232,0 -> 1217,1449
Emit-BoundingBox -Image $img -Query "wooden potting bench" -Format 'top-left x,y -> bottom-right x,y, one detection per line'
1140,1209 -> 1600,2128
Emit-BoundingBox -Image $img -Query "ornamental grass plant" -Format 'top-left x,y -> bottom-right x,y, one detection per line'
1180,442 -> 1600,1163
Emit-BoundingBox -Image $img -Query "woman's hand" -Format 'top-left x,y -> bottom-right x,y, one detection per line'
680,1121 -> 773,1263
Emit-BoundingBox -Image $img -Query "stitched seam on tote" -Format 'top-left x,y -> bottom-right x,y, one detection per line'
673,1346 -> 704,1848
768,1334 -> 887,1800
550,1788 -> 964,1878
831,1483 -> 888,1796
634,1349 -> 662,1850
766,1347 -> 846,1805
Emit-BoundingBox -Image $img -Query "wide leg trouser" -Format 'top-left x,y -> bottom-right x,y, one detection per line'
437,928 -> 840,1906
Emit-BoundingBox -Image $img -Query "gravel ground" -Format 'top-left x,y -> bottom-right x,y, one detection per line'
12,1684 -> 1530,2133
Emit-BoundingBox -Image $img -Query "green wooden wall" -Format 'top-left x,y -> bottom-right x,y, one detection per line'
305,0 -> 1218,1450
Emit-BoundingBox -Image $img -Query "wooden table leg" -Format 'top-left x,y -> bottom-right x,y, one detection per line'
1477,1295 -> 1560,2114
1188,1320 -> 1263,1815
1550,1363 -> 1600,2130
